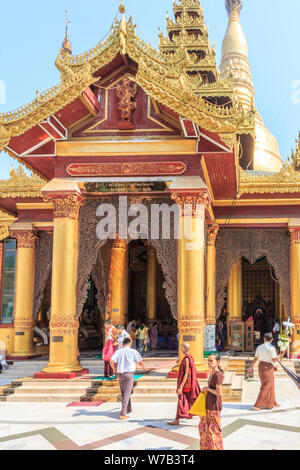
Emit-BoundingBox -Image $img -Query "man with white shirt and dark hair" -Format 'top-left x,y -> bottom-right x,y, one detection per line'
248,332 -> 284,411
110,337 -> 147,420
116,325 -> 130,350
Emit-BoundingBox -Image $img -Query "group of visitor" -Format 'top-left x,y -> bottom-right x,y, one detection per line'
108,327 -> 284,451
126,320 -> 159,353
102,321 -> 160,377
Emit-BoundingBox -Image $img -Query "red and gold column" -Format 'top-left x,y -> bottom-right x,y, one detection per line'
10,229 -> 37,358
205,226 -> 219,353
171,190 -> 209,374
43,194 -> 82,373
108,238 -> 128,327
289,227 -> 300,357
227,257 -> 243,347
147,246 -> 157,324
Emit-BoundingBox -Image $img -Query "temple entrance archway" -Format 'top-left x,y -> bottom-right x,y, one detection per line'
127,240 -> 176,329
216,228 -> 290,320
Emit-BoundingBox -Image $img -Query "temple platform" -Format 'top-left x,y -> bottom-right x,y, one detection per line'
0,355 -> 297,404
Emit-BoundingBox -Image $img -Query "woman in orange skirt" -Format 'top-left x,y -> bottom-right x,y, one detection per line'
199,354 -> 224,451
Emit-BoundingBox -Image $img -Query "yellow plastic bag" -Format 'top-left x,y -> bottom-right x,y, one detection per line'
189,392 -> 207,417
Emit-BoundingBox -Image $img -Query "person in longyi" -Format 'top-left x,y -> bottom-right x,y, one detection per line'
199,354 -> 224,451
110,337 -> 147,420
168,343 -> 201,426
248,332 -> 284,411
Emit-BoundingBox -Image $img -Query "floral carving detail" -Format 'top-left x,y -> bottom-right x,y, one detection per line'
207,226 -> 219,247
50,317 -> 79,336
14,319 -> 35,332
116,77 -> 137,122
171,191 -> 210,217
178,319 -> 205,335
289,228 -> 300,246
49,194 -> 82,220
10,230 -> 37,249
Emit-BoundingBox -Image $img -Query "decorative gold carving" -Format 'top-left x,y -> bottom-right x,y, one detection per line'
49,195 -> 83,220
14,319 -> 35,332
0,208 -> 16,242
207,226 -> 219,246
289,228 -> 300,246
10,231 -> 37,249
67,162 -> 187,177
112,237 -> 128,250
291,131 -> 300,171
239,163 -> 300,196
171,191 -> 210,216
116,77 -> 137,122
178,318 -> 205,335
0,14 -> 251,148
0,165 -> 45,199
50,317 -> 79,336
0,125 -> 11,151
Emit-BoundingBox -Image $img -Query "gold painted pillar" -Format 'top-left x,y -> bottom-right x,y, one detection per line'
289,227 -> 300,357
171,190 -> 209,372
108,238 -> 128,326
43,194 -> 82,373
147,246 -> 157,324
10,228 -> 37,357
205,226 -> 219,352
227,257 -> 243,346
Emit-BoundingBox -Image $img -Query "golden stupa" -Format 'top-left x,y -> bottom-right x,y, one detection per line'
220,0 -> 283,172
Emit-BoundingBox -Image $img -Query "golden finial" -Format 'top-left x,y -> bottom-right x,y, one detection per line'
226,0 -> 242,16
62,9 -> 72,54
119,0 -> 125,15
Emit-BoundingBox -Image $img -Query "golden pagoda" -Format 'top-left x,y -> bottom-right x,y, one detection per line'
220,0 -> 283,172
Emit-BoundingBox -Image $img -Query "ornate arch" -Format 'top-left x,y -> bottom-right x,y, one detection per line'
216,228 -> 290,319
76,198 -> 178,320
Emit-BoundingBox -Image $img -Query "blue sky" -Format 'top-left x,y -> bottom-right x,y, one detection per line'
0,0 -> 299,178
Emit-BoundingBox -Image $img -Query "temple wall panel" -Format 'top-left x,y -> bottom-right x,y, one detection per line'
216,228 -> 290,319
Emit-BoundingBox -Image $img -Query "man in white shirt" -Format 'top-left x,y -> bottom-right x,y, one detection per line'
117,326 -> 131,350
110,337 -> 147,420
248,332 -> 283,411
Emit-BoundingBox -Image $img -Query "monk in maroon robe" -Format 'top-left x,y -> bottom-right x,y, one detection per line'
168,343 -> 201,426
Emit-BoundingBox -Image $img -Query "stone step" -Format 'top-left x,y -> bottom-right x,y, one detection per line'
13,387 -> 92,395
6,394 -> 83,403
16,380 -> 98,387
231,375 -> 244,390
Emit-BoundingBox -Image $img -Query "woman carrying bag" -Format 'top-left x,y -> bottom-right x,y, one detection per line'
198,354 -> 224,451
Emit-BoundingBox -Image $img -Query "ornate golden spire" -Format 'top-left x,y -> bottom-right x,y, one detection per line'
292,131 -> 300,170
221,0 -> 283,172
61,10 -> 72,55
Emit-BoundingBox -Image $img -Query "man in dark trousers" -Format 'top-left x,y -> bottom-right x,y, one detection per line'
110,337 -> 147,420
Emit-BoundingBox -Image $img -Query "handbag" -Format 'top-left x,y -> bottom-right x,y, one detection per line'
189,392 -> 207,417
102,339 -> 114,361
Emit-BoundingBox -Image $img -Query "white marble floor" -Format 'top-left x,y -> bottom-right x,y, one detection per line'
0,378 -> 298,450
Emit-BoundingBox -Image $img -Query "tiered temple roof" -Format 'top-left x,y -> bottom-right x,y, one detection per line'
159,0 -> 233,99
